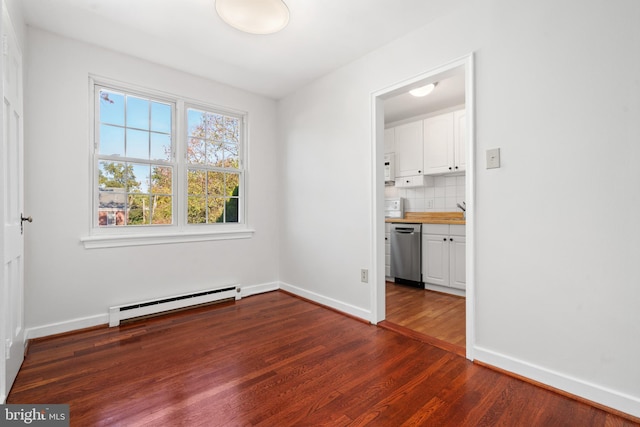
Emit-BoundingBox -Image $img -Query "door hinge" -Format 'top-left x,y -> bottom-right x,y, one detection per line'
2,35 -> 8,56
5,338 -> 11,359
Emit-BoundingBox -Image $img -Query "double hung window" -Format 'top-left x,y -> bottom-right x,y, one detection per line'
92,80 -> 245,241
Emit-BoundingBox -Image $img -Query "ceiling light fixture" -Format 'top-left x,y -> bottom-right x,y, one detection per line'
409,83 -> 437,97
215,0 -> 290,35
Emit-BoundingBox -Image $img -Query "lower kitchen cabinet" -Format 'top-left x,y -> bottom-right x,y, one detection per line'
385,223 -> 391,277
422,224 -> 466,292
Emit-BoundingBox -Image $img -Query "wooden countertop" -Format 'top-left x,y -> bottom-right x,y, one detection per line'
385,212 -> 466,225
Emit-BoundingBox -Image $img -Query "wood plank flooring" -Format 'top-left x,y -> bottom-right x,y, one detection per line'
8,291 -> 638,426
385,281 -> 465,350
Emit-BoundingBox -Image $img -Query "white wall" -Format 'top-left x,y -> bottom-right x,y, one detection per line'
278,0 -> 640,417
23,28 -> 280,335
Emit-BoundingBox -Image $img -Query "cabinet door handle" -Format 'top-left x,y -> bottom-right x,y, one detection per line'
443,238 -> 447,241
450,238 -> 453,241
455,166 -> 459,170
448,166 -> 452,170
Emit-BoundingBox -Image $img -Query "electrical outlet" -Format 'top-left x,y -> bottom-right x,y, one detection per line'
426,198 -> 434,209
361,269 -> 368,283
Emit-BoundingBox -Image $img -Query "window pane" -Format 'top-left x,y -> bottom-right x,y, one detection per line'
126,129 -> 150,159
206,140 -> 224,166
99,90 -> 124,126
225,198 -> 239,223
187,109 -> 206,137
128,194 -> 150,225
99,161 -> 129,190
126,96 -> 150,130
130,163 -> 150,194
208,198 -> 225,223
188,169 -> 205,195
223,116 -> 240,143
188,196 -> 206,223
207,171 -> 224,196
187,137 -> 206,164
150,133 -> 171,161
206,113 -> 223,141
151,166 -> 172,194
224,144 -> 239,168
99,124 -> 124,156
151,195 -> 172,224
98,189 -> 125,227
151,102 -> 171,133
225,173 -> 240,196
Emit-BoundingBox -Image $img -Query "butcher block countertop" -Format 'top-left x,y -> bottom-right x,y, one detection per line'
385,212 -> 466,225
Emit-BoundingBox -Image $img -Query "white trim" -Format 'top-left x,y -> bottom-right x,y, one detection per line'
463,53 -> 476,361
87,75 -> 249,237
369,53 -> 476,360
81,228 -> 255,248
240,282 -> 279,297
25,314 -> 109,341
474,346 -> 640,419
24,281 -> 278,340
279,281 -> 371,321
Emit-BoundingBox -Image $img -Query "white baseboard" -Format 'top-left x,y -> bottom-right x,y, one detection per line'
25,314 -> 109,341
25,282 -> 279,341
279,281 -> 371,321
474,346 -> 640,419
240,282 -> 279,298
424,283 -> 466,297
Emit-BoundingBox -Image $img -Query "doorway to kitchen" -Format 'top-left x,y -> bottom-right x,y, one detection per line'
370,55 -> 475,360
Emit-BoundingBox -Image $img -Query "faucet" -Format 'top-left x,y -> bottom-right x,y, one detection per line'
456,201 -> 466,218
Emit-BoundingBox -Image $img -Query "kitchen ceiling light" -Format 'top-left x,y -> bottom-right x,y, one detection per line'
409,83 -> 437,97
215,0 -> 290,35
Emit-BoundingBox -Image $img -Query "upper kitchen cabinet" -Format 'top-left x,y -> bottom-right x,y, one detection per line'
394,121 -> 423,177
384,127 -> 395,154
453,110 -> 466,172
423,109 -> 466,175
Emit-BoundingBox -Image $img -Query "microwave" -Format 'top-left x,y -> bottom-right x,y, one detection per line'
385,198 -> 404,218
384,153 -> 395,183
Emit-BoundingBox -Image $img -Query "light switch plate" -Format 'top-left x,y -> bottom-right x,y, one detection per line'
487,148 -> 501,169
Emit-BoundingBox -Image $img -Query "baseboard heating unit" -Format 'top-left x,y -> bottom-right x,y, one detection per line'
108,285 -> 240,327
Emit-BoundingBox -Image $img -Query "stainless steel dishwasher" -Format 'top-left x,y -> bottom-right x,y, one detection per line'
390,223 -> 422,287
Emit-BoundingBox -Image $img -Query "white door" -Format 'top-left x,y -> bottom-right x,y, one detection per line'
1,4 -> 25,403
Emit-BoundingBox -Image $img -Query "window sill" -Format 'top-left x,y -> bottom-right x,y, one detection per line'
81,228 -> 255,249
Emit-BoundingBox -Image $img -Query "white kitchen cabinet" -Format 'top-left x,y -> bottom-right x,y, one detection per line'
453,109 -> 466,172
394,174 -> 433,188
422,224 -> 466,292
384,127 -> 395,154
423,109 -> 465,175
394,121 -> 423,177
385,223 -> 391,278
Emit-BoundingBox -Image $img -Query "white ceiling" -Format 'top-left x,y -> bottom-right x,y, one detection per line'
384,72 -> 465,124
19,0 -> 466,101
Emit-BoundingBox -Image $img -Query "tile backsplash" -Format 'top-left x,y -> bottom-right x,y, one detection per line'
385,175 -> 466,212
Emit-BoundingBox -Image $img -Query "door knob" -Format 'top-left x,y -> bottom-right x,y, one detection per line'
20,214 -> 32,234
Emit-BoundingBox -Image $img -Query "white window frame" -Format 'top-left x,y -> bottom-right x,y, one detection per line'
81,76 -> 254,249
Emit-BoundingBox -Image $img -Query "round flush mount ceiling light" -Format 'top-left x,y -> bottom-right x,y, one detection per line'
215,0 -> 290,35
409,83 -> 437,97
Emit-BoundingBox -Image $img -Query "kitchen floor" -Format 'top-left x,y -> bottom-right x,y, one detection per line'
385,281 -> 465,350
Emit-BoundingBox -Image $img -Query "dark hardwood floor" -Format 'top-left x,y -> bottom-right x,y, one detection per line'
385,281 -> 465,354
8,291 -> 638,426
